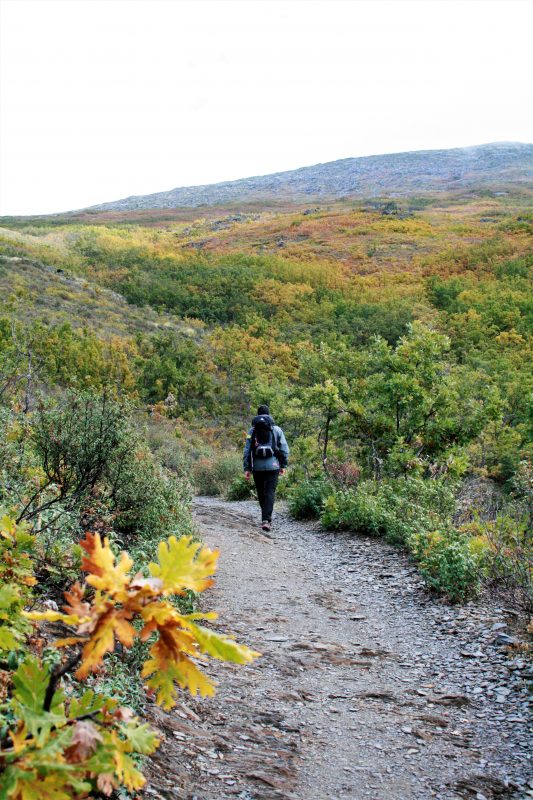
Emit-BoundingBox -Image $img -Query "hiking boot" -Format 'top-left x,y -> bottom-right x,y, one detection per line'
261,521 -> 271,532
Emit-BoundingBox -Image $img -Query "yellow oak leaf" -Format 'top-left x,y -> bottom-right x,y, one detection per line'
53,636 -> 86,648
111,733 -> 146,791
148,535 -> 219,595
139,599 -> 180,628
179,618 -> 260,664
24,610 -> 90,626
9,722 -> 29,753
80,533 -> 133,598
141,620 -> 197,659
9,772 -> 77,800
142,652 -> 216,709
139,606 -> 220,641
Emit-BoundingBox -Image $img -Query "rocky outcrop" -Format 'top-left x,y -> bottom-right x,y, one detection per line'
85,142 -> 533,212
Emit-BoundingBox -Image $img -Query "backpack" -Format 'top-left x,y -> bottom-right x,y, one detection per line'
251,415 -> 277,460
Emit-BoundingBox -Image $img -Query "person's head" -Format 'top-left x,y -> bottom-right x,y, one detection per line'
257,404 -> 270,416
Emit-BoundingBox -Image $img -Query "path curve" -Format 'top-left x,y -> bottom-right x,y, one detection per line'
145,497 -> 531,800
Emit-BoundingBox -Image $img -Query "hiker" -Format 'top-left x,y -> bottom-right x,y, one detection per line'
243,404 -> 289,532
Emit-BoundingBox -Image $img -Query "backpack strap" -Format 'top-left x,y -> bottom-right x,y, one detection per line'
247,424 -> 255,471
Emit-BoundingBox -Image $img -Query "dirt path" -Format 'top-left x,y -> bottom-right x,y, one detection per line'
144,497 -> 531,800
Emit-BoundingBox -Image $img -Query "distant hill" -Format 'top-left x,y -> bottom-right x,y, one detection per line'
85,142 -> 533,212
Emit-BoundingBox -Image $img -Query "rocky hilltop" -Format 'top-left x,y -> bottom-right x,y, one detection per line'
86,142 -> 532,212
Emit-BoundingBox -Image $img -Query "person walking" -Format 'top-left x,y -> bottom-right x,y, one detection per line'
243,404 -> 289,532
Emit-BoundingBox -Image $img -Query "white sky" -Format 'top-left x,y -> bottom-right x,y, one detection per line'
0,0 -> 531,215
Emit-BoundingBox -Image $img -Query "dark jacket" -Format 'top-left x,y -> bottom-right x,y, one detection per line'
243,415 -> 290,472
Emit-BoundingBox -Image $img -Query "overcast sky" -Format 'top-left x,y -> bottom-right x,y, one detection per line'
0,0 -> 531,215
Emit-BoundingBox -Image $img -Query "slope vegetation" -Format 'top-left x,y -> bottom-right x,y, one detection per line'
0,188 -> 531,609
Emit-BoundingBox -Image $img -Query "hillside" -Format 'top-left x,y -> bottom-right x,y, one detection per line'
0,182 -> 531,799
0,191 -> 531,600
84,142 -> 533,212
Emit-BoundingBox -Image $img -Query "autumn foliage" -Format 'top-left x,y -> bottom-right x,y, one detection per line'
0,521 -> 259,798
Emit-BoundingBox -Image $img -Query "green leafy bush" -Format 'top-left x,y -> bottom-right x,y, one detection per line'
109,448 -> 193,542
412,530 -> 481,602
30,391 -> 133,525
226,473 -> 255,501
321,487 -> 389,534
319,478 -> 486,600
320,478 -> 455,545
288,477 -> 333,520
137,330 -> 215,410
30,392 -> 193,547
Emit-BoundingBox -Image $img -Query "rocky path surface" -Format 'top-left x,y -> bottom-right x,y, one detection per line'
144,497 -> 531,800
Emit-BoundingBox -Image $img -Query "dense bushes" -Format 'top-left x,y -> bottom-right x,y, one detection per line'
321,478 -> 455,542
137,330 -> 215,410
30,392 -> 192,542
108,448 -> 193,542
292,473 -> 530,606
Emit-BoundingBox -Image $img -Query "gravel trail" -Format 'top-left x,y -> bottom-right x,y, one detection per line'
144,497 -> 531,800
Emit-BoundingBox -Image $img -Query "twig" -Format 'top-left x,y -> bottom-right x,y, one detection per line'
43,651 -> 82,712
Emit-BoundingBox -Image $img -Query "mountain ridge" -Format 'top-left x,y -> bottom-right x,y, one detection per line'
85,141 -> 533,213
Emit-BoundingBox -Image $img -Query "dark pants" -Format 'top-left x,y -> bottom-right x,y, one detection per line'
253,470 -> 279,522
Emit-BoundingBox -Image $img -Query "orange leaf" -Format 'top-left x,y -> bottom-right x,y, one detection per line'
76,608 -> 136,679
62,583 -> 91,618
53,636 -> 86,648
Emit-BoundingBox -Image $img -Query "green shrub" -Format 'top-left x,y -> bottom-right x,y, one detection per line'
137,330 -> 215,410
288,477 -> 333,519
226,473 -> 255,501
110,450 -> 193,544
192,452 -> 242,496
412,531 -> 481,602
320,478 -> 455,544
31,391 -> 133,523
30,392 -> 193,547
321,487 -> 391,534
